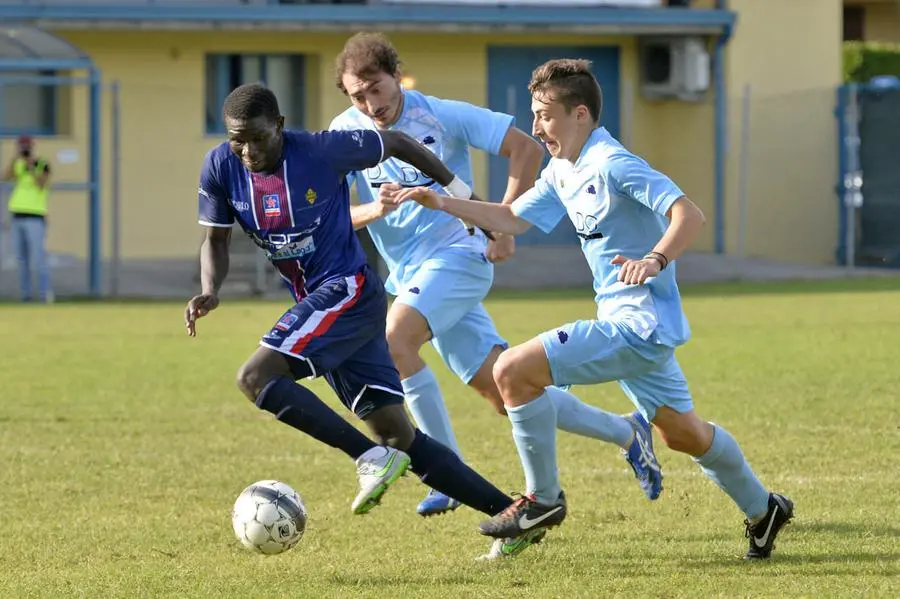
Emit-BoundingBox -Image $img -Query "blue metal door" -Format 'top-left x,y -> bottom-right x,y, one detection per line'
487,46 -> 620,246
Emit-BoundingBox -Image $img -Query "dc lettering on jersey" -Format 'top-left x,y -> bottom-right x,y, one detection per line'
574,211 -> 605,240
363,133 -> 441,188
364,163 -> 434,188
571,179 -> 607,241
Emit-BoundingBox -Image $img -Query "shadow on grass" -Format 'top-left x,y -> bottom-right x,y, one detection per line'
676,552 -> 899,574
793,520 -> 900,540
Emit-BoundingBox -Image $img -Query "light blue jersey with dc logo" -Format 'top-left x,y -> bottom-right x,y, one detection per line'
511,127 -> 691,348
330,89 -> 513,295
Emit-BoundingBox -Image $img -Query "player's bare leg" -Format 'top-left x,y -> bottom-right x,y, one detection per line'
386,303 -> 463,516
467,345 -> 507,415
385,303 -> 432,381
475,343 -> 662,500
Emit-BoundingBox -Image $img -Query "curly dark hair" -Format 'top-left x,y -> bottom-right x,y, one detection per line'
335,32 -> 402,94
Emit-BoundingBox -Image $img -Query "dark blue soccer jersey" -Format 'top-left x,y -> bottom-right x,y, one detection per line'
198,129 -> 384,296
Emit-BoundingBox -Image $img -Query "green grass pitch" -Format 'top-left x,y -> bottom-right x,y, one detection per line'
0,279 -> 898,598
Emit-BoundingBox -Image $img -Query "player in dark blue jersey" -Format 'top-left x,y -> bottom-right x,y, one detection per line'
185,83 -> 541,559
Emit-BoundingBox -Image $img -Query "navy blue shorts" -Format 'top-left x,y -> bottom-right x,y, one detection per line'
260,265 -> 404,419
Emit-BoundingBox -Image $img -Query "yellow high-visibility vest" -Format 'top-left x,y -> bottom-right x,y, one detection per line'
8,157 -> 50,216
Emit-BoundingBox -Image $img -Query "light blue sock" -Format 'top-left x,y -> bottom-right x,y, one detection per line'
694,424 -> 770,520
507,392 -> 560,504
546,386 -> 634,449
402,366 -> 462,457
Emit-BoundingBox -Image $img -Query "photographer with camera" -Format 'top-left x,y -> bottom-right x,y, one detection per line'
3,135 -> 52,303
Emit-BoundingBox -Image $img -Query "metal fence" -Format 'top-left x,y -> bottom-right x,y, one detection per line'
1,73 -> 866,301
723,84 -> 839,266
837,82 -> 900,269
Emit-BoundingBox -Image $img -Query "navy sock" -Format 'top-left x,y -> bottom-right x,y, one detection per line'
255,376 -> 376,460
406,429 -> 512,516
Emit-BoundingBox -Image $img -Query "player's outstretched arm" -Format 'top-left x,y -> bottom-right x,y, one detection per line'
384,184 -> 531,236
379,130 -> 457,189
350,192 -> 397,230
379,130 -> 497,239
185,226 -> 231,336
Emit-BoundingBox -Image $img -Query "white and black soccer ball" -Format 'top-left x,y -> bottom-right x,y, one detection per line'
231,480 -> 307,555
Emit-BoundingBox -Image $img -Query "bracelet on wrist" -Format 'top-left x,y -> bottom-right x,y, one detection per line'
644,251 -> 669,270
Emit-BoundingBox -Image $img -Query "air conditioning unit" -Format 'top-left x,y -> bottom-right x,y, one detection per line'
639,36 -> 710,101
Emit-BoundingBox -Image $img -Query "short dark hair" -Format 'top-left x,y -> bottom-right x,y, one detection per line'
529,59 -> 603,124
222,83 -> 281,122
335,32 -> 401,94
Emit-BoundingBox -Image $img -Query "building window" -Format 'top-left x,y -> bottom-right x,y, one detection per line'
205,54 -> 305,134
843,6 -> 865,41
0,70 -> 58,135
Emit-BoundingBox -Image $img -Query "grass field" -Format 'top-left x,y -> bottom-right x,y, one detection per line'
1,279 -> 898,598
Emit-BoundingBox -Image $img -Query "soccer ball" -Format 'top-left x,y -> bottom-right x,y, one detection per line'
231,480 -> 307,555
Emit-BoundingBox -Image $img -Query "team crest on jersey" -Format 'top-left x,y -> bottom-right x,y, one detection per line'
262,194 -> 281,216
306,188 -> 317,205
275,312 -> 299,332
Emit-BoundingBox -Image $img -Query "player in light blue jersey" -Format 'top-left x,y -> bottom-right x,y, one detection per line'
331,33 -> 663,524
389,59 -> 794,560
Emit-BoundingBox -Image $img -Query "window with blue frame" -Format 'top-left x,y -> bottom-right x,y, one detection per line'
205,54 -> 305,134
0,70 -> 59,136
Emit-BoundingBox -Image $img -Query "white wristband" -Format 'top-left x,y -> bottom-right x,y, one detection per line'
443,175 -> 472,200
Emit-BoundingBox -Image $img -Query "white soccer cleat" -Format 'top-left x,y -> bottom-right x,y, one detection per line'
351,446 -> 411,515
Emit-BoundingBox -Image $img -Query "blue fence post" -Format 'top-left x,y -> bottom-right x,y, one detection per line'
110,80 -> 121,298
0,82 -> 4,293
88,67 -> 102,297
213,54 -> 230,133
835,84 -> 848,265
714,37 -> 727,255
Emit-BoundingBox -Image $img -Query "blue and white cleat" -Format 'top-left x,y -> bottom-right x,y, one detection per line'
417,489 -> 461,517
623,411 -> 663,500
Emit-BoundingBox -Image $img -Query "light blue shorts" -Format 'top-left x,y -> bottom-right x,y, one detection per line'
539,318 -> 693,421
394,248 -> 507,383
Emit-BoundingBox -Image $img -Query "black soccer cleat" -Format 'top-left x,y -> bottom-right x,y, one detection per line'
478,491 -> 567,539
744,493 -> 794,560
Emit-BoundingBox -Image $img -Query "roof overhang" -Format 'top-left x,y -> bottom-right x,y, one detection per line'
0,24 -> 94,70
0,4 -> 736,36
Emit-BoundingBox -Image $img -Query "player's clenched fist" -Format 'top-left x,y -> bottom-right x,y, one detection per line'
184,293 -> 220,337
